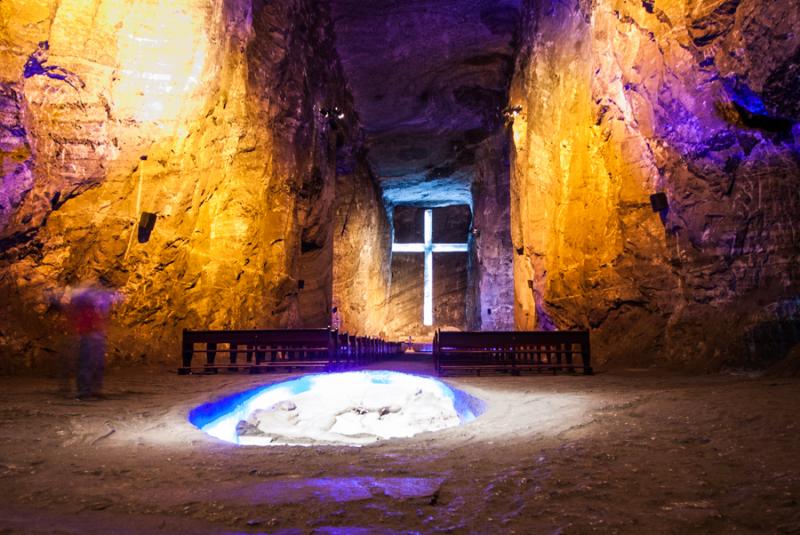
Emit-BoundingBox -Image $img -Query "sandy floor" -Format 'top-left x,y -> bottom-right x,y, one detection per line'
0,360 -> 799,534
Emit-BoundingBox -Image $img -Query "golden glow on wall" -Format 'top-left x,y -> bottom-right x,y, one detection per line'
511,112 -> 526,149
0,1 -> 51,42
112,4 -> 207,123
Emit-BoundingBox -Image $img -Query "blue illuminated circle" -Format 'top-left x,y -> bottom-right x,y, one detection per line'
189,371 -> 484,446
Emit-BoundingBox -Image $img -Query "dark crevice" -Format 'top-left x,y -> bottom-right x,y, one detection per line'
301,240 -> 324,253
732,103 -> 795,138
0,229 -> 40,258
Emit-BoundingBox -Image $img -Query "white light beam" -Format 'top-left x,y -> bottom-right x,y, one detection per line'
391,209 -> 470,326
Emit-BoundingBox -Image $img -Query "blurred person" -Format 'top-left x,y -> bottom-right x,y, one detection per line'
61,281 -> 121,399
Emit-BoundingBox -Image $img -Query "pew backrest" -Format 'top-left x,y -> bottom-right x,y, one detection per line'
179,328 -> 402,374
180,328 -> 336,373
434,330 -> 592,375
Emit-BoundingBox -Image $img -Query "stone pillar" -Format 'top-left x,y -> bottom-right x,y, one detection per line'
472,132 -> 514,331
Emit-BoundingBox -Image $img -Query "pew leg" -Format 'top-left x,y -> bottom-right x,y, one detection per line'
229,343 -> 238,372
582,346 -> 592,375
255,350 -> 265,373
206,343 -> 218,374
179,338 -> 192,375
583,356 -> 593,374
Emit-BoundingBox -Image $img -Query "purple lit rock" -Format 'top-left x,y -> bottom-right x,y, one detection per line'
331,0 -> 520,207
509,0 -> 800,369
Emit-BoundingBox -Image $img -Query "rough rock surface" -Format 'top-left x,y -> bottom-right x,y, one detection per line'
331,0 -> 520,207
509,0 -> 800,368
0,0 -> 367,369
470,131 -> 514,330
1,366 -> 799,532
386,205 -> 472,338
332,151 -> 391,337
3,0 -> 799,370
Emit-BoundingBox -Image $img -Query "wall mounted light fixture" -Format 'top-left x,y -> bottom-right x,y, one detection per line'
137,212 -> 157,243
320,106 -> 345,120
650,192 -> 669,213
502,105 -> 523,122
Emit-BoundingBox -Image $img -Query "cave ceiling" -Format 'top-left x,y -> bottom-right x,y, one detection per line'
331,0 -> 520,208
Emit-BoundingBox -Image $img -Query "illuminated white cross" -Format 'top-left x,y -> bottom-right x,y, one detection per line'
391,209 -> 469,326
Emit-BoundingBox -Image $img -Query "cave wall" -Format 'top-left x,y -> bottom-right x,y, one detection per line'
432,205 -> 471,332
385,206 -> 427,340
0,0 -> 359,370
510,0 -> 800,369
470,132 -> 514,331
332,149 -> 391,337
385,205 -> 471,340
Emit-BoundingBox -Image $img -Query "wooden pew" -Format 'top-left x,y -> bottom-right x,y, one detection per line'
337,332 -> 352,367
434,330 -> 592,376
179,329 -> 402,374
179,329 -> 338,374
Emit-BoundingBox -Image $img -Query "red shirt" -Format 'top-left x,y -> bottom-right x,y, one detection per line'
69,296 -> 107,334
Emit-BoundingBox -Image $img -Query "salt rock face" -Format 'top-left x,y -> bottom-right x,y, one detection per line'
470,132 -> 514,331
0,0 -> 383,369
386,205 -> 473,339
510,0 -> 800,369
331,0 -> 520,207
332,154 -> 392,338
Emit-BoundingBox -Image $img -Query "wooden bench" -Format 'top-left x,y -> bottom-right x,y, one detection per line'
434,330 -> 592,376
178,329 -> 401,374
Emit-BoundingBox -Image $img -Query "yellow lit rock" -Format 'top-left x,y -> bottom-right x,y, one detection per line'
111,3 -> 208,123
510,0 -> 800,368
0,0 -> 374,370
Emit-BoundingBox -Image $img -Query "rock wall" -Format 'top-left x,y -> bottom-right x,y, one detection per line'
432,205 -> 471,332
385,205 -> 471,340
330,0 -> 520,208
332,149 -> 391,337
510,0 -> 800,369
0,0 -> 359,370
470,132 -> 514,331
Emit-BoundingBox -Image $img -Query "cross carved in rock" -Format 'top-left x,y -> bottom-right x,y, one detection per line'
391,209 -> 469,326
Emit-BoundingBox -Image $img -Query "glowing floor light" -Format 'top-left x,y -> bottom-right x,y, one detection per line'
392,209 -> 469,325
189,371 -> 483,446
